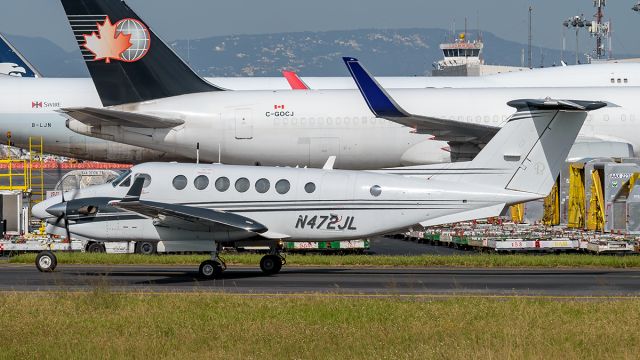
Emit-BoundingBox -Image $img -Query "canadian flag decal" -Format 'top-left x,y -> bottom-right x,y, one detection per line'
274,105 -> 285,110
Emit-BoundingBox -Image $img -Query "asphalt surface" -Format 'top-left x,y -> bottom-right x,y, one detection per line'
370,237 -> 467,255
2,263 -> 640,296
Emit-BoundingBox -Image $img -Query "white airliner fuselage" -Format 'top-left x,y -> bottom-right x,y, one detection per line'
2,63 -> 640,167
63,86 -> 640,167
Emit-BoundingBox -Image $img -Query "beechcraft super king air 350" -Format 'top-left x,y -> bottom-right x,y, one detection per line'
32,96 -> 605,276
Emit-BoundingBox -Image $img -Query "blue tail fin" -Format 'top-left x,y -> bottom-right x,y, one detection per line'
0,33 -> 39,77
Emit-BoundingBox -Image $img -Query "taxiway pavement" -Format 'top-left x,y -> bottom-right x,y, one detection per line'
1,264 -> 639,297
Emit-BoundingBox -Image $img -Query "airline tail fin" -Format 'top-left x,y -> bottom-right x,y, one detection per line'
0,33 -> 40,77
282,70 -> 309,90
59,0 -> 223,107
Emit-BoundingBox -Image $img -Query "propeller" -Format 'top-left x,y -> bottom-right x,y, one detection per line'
46,188 -> 77,242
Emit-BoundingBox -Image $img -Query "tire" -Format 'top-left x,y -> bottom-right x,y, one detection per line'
35,251 -> 57,272
260,255 -> 283,275
86,242 -> 105,253
136,241 -> 157,255
198,260 -> 223,279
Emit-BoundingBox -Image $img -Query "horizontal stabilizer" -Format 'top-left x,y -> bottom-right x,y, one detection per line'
58,107 -> 184,128
342,57 -> 498,143
507,99 -> 607,112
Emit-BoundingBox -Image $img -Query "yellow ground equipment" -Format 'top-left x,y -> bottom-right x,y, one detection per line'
542,180 -> 560,226
28,137 -> 44,206
510,203 -> 525,224
587,169 -> 605,231
567,164 -> 586,228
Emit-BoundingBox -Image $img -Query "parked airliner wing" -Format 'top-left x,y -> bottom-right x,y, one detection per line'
343,57 -> 499,143
58,107 -> 184,128
113,178 -> 269,234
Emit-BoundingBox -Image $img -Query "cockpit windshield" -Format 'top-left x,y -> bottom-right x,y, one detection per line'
110,170 -> 132,187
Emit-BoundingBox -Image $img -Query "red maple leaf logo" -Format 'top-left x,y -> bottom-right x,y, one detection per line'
82,16 -> 132,63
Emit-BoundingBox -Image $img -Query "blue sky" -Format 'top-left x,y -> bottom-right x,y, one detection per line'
2,0 -> 640,56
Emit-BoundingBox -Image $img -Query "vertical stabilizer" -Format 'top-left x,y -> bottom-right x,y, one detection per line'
395,100 -> 606,198
59,0 -> 223,106
0,33 -> 40,77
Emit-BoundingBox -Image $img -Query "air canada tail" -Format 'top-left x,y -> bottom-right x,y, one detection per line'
392,99 -> 606,197
59,0 -> 223,107
0,33 -> 40,77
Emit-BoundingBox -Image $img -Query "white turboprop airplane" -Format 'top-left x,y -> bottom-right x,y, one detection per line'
0,0 -> 637,167
32,98 -> 603,276
42,0 -> 636,168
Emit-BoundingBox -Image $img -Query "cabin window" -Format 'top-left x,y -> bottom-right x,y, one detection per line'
194,175 -> 209,190
304,182 -> 316,193
275,179 -> 290,194
255,178 -> 270,193
611,78 -> 615,83
215,177 -> 230,192
112,170 -> 132,187
135,173 -> 152,188
119,176 -> 131,187
235,178 -> 250,193
370,185 -> 382,197
617,78 -> 622,83
172,175 -> 187,190
624,78 -> 629,83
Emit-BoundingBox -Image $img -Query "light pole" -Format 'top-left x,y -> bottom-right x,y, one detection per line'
563,15 -> 587,64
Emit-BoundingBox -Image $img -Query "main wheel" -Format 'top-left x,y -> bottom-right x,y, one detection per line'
35,251 -> 57,272
136,241 -> 157,255
198,260 -> 223,279
260,255 -> 283,275
87,242 -> 105,253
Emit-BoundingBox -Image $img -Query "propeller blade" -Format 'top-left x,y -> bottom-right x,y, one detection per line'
63,215 -> 71,242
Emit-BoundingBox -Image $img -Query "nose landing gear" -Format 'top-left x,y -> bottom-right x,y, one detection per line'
35,251 -> 57,272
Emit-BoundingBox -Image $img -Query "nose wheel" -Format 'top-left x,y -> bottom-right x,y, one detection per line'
260,254 -> 284,275
35,251 -> 57,272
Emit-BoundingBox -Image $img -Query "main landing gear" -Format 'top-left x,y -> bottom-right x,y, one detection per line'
259,253 -> 285,275
198,245 -> 227,279
197,243 -> 286,278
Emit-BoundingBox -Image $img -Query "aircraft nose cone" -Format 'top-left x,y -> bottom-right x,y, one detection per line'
45,202 -> 67,218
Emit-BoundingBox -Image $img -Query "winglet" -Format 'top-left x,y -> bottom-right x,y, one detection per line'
282,70 -> 310,90
121,177 -> 145,202
342,57 -> 407,118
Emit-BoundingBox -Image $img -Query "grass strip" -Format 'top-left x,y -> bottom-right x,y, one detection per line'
7,252 -> 640,268
0,292 -> 639,359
